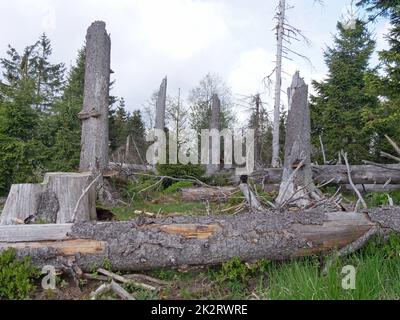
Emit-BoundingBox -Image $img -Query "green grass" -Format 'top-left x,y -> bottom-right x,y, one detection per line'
112,201 -> 209,221
263,234 -> 400,300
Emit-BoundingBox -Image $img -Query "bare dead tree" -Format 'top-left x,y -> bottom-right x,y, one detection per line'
268,0 -> 317,168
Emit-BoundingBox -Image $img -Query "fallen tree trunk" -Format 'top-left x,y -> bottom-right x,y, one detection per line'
262,184 -> 400,193
180,187 -> 238,202
262,164 -> 400,185
1,207 -> 398,272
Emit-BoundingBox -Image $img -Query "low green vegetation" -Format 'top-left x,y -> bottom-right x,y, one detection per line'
0,249 -> 39,300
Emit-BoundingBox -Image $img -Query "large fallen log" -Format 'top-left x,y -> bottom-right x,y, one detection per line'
0,207 -> 398,272
262,164 -> 400,185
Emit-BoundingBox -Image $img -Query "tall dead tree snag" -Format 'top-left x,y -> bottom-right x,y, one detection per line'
276,72 -> 321,207
207,94 -> 221,176
271,0 -> 286,168
79,21 -> 111,172
155,77 -> 168,131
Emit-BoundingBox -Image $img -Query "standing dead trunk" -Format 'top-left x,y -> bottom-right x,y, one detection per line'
271,0 -> 286,168
207,94 -> 221,175
276,72 -> 320,207
155,77 -> 167,131
79,21 -> 111,172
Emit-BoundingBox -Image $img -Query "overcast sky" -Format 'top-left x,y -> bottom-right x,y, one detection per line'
0,0 -> 390,124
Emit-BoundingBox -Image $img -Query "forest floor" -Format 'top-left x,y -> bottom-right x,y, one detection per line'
33,186 -> 400,300
3,181 -> 400,300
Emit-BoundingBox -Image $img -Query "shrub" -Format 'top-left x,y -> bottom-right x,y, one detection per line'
0,249 -> 39,300
156,164 -> 205,188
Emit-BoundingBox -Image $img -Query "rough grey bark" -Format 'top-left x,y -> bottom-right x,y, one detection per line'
262,164 -> 400,185
155,77 -> 167,131
2,207 -> 399,272
0,173 -> 97,225
79,21 -> 111,172
276,72 -> 320,207
207,94 -> 221,175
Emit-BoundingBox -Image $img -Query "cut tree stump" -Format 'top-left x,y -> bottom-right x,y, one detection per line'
0,207 -> 398,272
0,173 -> 97,225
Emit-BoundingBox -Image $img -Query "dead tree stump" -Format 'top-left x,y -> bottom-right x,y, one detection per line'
276,72 -> 321,207
0,173 -> 97,225
79,21 -> 111,172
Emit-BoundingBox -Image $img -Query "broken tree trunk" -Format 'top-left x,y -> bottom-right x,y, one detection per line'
155,77 -> 167,131
262,164 -> 400,185
0,173 -> 97,225
276,72 -> 321,207
0,207 -> 398,272
79,21 -> 111,172
207,94 -> 221,176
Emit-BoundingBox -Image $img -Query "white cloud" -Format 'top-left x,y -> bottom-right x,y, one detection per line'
228,48 -> 274,96
131,0 -> 230,60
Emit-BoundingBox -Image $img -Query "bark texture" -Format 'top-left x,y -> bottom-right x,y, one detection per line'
1,207 -> 398,272
276,72 -> 320,207
79,21 -> 111,172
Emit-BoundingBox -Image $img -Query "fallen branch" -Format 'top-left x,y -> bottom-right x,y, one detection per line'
110,281 -> 135,300
98,268 -> 157,291
342,152 -> 367,210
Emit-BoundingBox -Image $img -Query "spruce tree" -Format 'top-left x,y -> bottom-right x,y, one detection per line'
358,0 -> 400,155
310,20 -> 378,163
46,48 -> 85,172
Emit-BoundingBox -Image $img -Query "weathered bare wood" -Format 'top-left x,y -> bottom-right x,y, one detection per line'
263,164 -> 400,185
276,72 -> 320,207
98,268 -> 156,291
207,94 -> 221,176
110,281 -> 135,300
80,21 -> 111,172
0,184 -> 44,225
1,207 -> 399,271
0,173 -> 97,225
155,77 -> 167,131
180,187 -> 238,202
43,173 -> 97,223
239,182 -> 263,211
0,224 -> 72,242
